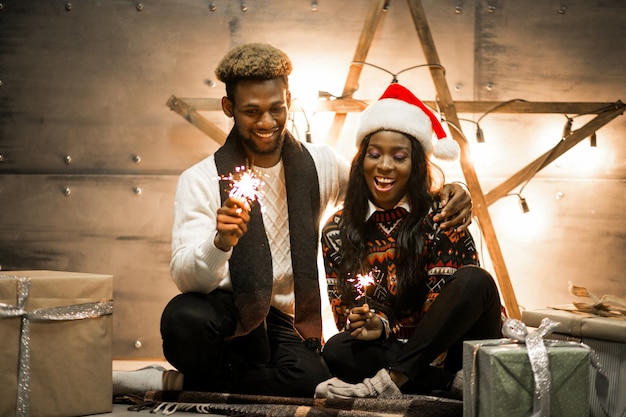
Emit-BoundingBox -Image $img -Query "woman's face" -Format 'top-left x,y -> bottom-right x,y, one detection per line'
363,130 -> 412,210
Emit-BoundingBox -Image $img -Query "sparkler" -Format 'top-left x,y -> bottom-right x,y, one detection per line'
348,268 -> 379,306
218,165 -> 266,207
347,268 -> 382,338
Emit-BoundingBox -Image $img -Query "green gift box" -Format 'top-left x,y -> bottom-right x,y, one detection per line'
523,308 -> 625,417
463,339 -> 591,417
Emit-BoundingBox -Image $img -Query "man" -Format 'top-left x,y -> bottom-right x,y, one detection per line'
120,43 -> 472,399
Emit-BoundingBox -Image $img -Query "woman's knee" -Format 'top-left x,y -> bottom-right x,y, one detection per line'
321,332 -> 353,366
453,266 -> 499,297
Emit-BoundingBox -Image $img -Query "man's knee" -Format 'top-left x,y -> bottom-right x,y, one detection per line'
161,291 -> 236,341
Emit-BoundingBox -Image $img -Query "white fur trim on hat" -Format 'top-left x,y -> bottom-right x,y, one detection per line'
356,99 -> 434,155
355,84 -> 460,161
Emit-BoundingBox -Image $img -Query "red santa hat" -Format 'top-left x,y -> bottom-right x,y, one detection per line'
356,83 -> 460,161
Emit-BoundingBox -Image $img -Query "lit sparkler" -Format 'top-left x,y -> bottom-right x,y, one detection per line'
348,268 -> 379,306
219,165 -> 266,206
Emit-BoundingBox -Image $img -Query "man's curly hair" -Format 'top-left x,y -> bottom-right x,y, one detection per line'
215,43 -> 292,100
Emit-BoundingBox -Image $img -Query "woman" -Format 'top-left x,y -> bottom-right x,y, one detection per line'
315,83 -> 503,399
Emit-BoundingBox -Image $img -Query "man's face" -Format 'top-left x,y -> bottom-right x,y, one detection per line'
222,78 -> 291,167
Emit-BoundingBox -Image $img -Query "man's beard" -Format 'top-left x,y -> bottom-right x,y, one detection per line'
236,128 -> 285,158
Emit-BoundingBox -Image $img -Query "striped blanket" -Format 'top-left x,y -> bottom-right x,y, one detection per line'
132,391 -> 462,416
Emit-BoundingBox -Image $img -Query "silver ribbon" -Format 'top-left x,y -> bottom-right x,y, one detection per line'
502,317 -> 560,417
0,275 -> 114,417
469,317 -> 559,417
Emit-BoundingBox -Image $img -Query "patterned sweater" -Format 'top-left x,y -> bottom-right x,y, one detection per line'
321,200 -> 479,340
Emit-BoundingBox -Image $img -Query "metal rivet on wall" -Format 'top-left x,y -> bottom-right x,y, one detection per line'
454,83 -> 463,91
558,5 -> 567,14
134,340 -> 143,349
555,191 -> 565,200
132,154 -> 142,164
64,155 -> 72,165
63,187 -> 71,196
485,82 -> 495,91
487,5 -> 496,13
65,2 -> 72,11
311,0 -> 318,11
240,2 -> 247,12
136,2 -> 143,11
454,5 -> 462,14
0,4 -> 4,11
209,3 -> 217,12
133,187 -> 142,196
0,154 -> 4,162
383,0 -> 390,11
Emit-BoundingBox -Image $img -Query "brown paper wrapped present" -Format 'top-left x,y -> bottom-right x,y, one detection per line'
0,270 -> 113,417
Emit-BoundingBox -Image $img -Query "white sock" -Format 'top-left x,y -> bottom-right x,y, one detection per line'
112,364 -> 166,396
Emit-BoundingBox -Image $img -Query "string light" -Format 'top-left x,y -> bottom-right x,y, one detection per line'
562,115 -> 573,139
350,61 -> 446,84
505,193 -> 530,214
473,99 -> 528,144
518,195 -> 530,214
454,118 -> 485,144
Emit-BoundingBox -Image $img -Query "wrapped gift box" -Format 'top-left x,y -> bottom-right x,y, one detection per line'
0,270 -> 113,417
463,339 -> 591,417
523,308 -> 626,417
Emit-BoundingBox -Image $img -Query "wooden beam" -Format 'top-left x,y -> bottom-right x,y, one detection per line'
172,98 -> 223,112
426,101 -> 621,115
166,95 -> 227,145
485,102 -> 626,205
327,0 -> 387,146
407,0 -> 522,319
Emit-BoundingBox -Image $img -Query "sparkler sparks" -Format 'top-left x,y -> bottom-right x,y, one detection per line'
348,268 -> 380,304
219,165 -> 266,206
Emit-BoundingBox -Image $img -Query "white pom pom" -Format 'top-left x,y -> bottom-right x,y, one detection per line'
433,137 -> 460,161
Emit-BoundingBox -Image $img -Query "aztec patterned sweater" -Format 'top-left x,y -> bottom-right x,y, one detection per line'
321,200 -> 479,341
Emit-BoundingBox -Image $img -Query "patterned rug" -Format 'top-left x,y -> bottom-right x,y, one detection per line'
129,391 -> 463,416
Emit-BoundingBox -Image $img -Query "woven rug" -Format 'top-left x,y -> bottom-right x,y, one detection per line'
132,390 -> 463,416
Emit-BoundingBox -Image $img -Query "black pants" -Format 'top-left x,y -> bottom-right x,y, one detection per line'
321,265 -> 503,393
160,289 -> 331,397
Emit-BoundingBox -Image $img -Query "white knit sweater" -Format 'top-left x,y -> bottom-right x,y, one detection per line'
170,141 -> 349,316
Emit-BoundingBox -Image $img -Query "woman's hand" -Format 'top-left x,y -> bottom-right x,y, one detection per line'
434,182 -> 472,231
346,304 -> 383,341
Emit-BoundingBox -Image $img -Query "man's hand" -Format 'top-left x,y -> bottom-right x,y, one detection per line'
346,304 -> 383,341
213,196 -> 251,252
434,182 -> 472,231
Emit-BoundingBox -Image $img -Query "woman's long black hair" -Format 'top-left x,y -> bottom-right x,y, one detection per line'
338,132 -> 445,315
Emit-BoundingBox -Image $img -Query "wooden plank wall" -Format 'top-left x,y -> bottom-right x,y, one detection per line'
1,0 -> 625,358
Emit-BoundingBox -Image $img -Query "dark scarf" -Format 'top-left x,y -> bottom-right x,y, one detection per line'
214,130 -> 322,341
